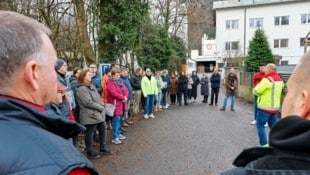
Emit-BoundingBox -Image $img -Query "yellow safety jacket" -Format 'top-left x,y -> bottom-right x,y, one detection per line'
253,72 -> 284,113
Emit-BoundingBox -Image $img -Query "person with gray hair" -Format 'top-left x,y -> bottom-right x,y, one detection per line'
253,63 -> 284,146
0,11 -> 98,174
222,52 -> 310,174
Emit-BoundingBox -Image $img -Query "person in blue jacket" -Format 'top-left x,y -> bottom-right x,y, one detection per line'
209,68 -> 221,106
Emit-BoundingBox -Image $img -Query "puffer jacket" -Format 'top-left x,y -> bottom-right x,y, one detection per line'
76,83 -> 105,125
106,79 -> 129,116
210,73 -> 221,89
222,116 -> 310,175
0,95 -> 98,175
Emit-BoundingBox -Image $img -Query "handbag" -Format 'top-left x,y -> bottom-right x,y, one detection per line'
105,99 -> 116,116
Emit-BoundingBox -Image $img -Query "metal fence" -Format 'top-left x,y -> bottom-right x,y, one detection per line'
240,72 -> 254,87
239,71 -> 291,95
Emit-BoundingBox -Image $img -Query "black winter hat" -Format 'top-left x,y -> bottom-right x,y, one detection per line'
55,58 -> 65,70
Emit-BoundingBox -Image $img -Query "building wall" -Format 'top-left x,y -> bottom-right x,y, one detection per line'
215,0 -> 310,65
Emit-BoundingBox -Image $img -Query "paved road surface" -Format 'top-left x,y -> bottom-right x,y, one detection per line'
91,89 -> 262,175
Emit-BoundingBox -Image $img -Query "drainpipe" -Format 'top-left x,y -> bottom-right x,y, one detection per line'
304,31 -> 310,53
243,7 -> 247,58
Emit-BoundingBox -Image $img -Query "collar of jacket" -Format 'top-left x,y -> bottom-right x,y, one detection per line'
0,96 -> 85,139
232,116 -> 310,167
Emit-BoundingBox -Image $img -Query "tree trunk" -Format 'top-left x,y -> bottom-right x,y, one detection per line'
73,0 -> 96,64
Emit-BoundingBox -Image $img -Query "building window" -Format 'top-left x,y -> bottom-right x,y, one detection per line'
274,39 -> 288,48
225,41 -> 239,50
274,16 -> 289,26
226,20 -> 239,29
249,18 -> 263,28
300,37 -> 310,46
301,14 -> 310,24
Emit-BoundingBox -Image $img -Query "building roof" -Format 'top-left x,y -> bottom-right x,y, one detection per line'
213,0 -> 307,10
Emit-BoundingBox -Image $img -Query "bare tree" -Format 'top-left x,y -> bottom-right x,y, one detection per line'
150,0 -> 187,37
73,0 -> 96,64
186,0 -> 215,54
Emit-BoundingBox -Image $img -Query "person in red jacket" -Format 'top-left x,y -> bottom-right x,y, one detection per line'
107,69 -> 129,145
251,64 -> 265,125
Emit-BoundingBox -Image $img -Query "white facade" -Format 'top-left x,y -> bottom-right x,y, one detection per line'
189,34 -> 220,74
214,0 -> 310,65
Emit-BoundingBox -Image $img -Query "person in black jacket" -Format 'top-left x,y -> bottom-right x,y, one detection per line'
222,51 -> 310,175
177,71 -> 188,106
0,11 -> 98,174
69,67 -> 82,122
191,71 -> 200,102
209,68 -> 221,106
130,67 -> 143,116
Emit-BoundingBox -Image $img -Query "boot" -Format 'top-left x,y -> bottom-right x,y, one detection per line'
122,121 -> 129,127
125,118 -> 133,125
154,107 -> 158,112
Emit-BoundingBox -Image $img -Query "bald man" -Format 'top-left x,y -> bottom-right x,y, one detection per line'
222,52 -> 310,174
253,63 -> 284,146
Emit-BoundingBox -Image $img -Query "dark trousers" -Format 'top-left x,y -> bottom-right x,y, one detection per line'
187,89 -> 192,100
85,122 -> 107,154
203,95 -> 209,103
178,89 -> 187,105
210,88 -> 219,105
170,94 -> 177,104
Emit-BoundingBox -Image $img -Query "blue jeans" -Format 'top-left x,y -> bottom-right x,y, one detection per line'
156,92 -> 162,108
254,95 -> 258,120
256,109 -> 277,146
112,116 -> 122,140
161,90 -> 168,106
144,94 -> 155,115
223,95 -> 235,108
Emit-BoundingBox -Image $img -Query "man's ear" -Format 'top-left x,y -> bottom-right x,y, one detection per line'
24,60 -> 40,90
299,90 -> 310,119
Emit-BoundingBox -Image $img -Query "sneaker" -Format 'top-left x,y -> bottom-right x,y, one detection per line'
119,134 -> 126,140
112,139 -> 122,145
231,108 -> 235,111
219,108 -> 225,111
250,120 -> 256,125
167,104 -> 170,107
163,105 -> 169,109
100,149 -> 113,155
143,114 -> 149,119
264,123 -> 268,128
87,152 -> 100,159
149,113 -> 155,118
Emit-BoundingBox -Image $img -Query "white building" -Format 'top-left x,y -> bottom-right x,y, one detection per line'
213,0 -> 310,65
188,34 -> 220,74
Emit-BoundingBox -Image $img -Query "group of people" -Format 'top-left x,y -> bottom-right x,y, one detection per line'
1,11 -> 309,175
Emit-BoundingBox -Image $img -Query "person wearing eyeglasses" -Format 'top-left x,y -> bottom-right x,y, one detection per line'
89,64 -> 102,94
